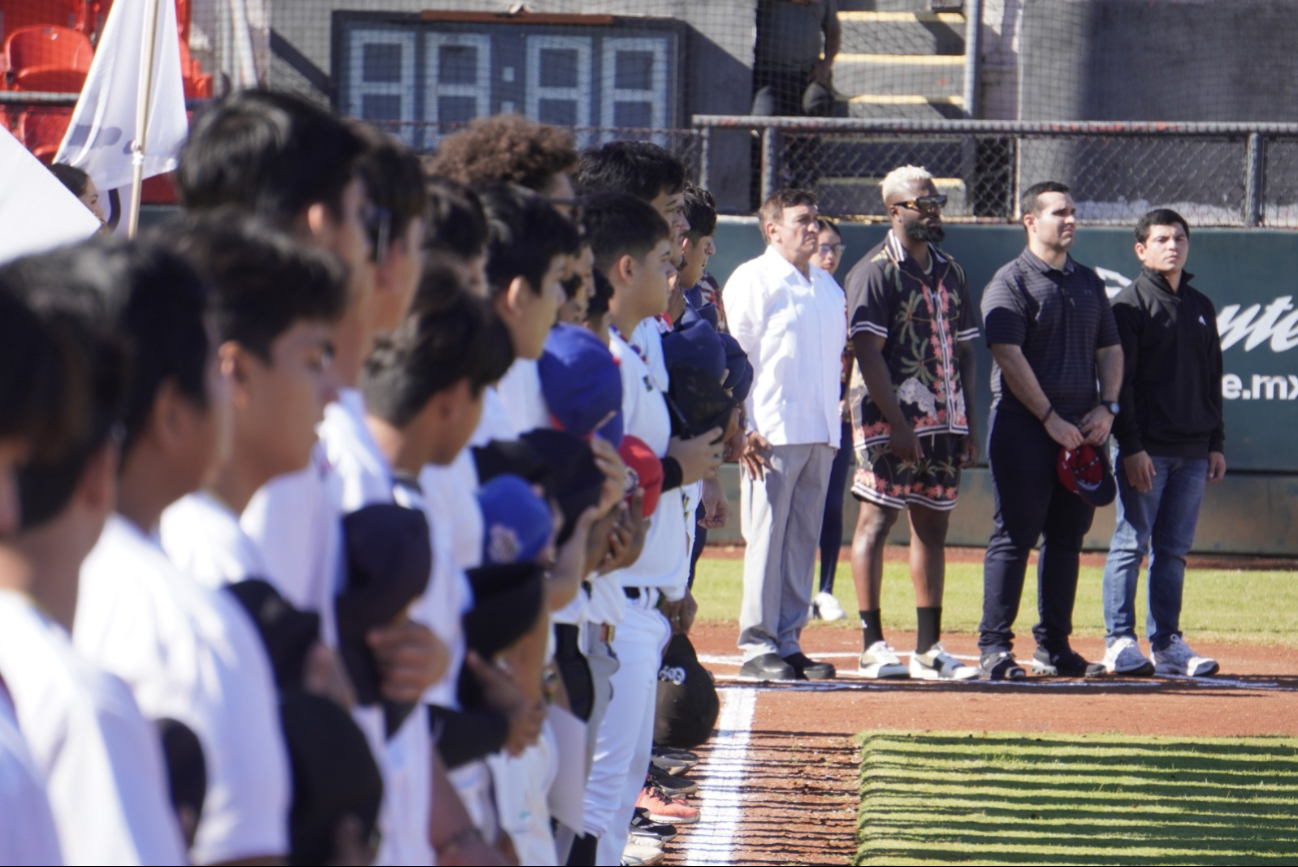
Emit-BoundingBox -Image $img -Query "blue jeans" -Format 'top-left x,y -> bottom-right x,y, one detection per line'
1102,453 -> 1207,651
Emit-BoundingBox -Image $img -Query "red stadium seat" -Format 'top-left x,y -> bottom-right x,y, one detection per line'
178,38 -> 211,98
14,106 -> 73,163
4,25 -> 93,93
0,1 -> 89,42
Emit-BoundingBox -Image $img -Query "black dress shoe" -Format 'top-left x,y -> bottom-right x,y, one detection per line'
739,652 -> 796,681
783,652 -> 836,680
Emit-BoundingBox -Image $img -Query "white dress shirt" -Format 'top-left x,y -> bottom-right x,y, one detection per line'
723,245 -> 845,448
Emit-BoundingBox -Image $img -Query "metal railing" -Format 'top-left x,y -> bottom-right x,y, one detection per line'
693,116 -> 1298,227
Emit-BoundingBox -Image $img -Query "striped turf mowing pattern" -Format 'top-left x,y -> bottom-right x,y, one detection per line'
855,733 -> 1298,865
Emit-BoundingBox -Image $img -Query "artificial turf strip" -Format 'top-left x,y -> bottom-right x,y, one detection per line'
854,732 -> 1298,866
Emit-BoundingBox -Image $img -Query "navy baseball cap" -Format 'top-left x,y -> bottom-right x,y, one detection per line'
539,323 -> 624,446
662,319 -> 727,384
654,633 -> 719,749
478,474 -> 553,565
1057,444 -> 1117,507
518,428 -> 605,546
336,503 -> 432,735
678,299 -> 720,332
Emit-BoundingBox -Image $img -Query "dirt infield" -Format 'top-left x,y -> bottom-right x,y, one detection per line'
666,623 -> 1298,866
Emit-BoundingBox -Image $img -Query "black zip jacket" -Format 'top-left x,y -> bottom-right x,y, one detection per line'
1111,267 -> 1225,459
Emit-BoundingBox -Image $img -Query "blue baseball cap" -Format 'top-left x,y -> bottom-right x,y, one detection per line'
477,474 -> 553,565
539,323 -> 624,446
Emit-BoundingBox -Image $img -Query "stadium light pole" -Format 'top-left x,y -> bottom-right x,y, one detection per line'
127,0 -> 164,238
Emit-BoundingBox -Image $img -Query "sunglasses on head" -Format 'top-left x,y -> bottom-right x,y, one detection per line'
891,195 -> 948,213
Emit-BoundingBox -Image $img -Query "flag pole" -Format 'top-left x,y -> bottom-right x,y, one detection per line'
127,0 -> 164,238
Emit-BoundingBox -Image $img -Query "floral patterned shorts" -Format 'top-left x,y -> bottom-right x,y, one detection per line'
851,432 -> 963,511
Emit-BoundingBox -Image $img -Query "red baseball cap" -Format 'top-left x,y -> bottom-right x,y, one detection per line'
617,435 -> 663,518
1057,444 -> 1117,507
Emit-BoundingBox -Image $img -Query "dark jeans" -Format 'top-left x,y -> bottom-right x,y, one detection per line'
817,420 -> 854,594
979,409 -> 1096,654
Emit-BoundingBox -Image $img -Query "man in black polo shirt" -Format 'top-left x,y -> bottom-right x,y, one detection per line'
978,181 -> 1123,680
1101,208 -> 1225,678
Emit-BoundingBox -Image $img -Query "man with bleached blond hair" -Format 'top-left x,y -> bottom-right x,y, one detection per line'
840,165 -> 981,681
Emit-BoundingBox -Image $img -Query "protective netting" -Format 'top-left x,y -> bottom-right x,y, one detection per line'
9,0 -> 1298,223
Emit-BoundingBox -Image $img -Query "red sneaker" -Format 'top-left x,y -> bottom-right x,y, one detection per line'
636,781 -> 700,825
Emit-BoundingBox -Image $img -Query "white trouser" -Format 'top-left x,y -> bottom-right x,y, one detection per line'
583,593 -> 670,866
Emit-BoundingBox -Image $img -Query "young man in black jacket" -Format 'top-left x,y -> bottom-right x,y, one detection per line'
1101,208 -> 1226,678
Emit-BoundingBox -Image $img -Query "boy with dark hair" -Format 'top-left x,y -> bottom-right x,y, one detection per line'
0,242 -> 187,865
679,185 -> 720,313
1101,208 -> 1224,677
156,213 -> 445,863
0,277 -> 86,865
577,191 -> 723,865
179,89 -> 366,224
575,140 -> 691,265
177,92 -> 461,863
424,175 -> 490,298
75,236 -> 295,864
353,121 -> 430,329
478,182 -> 581,365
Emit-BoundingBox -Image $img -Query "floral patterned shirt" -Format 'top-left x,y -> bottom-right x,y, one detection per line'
843,231 -> 978,446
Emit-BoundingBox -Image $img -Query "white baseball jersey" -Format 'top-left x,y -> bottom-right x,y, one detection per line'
81,514 -> 291,865
0,589 -> 186,865
0,688 -> 62,865
320,389 -> 435,867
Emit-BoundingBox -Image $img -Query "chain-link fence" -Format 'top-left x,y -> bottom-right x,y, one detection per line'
693,116 -> 1298,228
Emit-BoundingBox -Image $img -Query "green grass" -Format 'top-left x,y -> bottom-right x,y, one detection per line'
692,554 -> 1298,647
854,732 -> 1298,865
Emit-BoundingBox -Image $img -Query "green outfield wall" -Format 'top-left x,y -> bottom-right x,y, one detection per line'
709,220 -> 1298,556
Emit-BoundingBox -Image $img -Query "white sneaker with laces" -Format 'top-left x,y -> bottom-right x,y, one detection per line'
1102,636 -> 1155,676
621,839 -> 665,866
858,640 -> 909,678
813,591 -> 846,621
909,643 -> 980,680
1153,635 -> 1219,677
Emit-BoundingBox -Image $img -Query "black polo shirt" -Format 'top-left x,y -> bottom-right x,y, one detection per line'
981,247 -> 1120,422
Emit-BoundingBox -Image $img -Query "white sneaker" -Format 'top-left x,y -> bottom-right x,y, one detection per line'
858,640 -> 909,678
813,591 -> 846,621
909,643 -> 980,681
1102,636 -> 1155,676
1153,635 -> 1219,677
622,838 -> 665,866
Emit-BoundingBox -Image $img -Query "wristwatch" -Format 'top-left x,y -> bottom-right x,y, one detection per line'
1102,400 -> 1120,416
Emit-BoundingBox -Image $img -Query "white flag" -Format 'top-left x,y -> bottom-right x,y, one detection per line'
54,0 -> 188,195
0,126 -> 103,265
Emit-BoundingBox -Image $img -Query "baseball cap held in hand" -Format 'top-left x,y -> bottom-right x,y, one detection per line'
1057,444 -> 1117,507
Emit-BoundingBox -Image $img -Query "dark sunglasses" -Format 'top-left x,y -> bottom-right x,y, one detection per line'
891,195 -> 948,213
